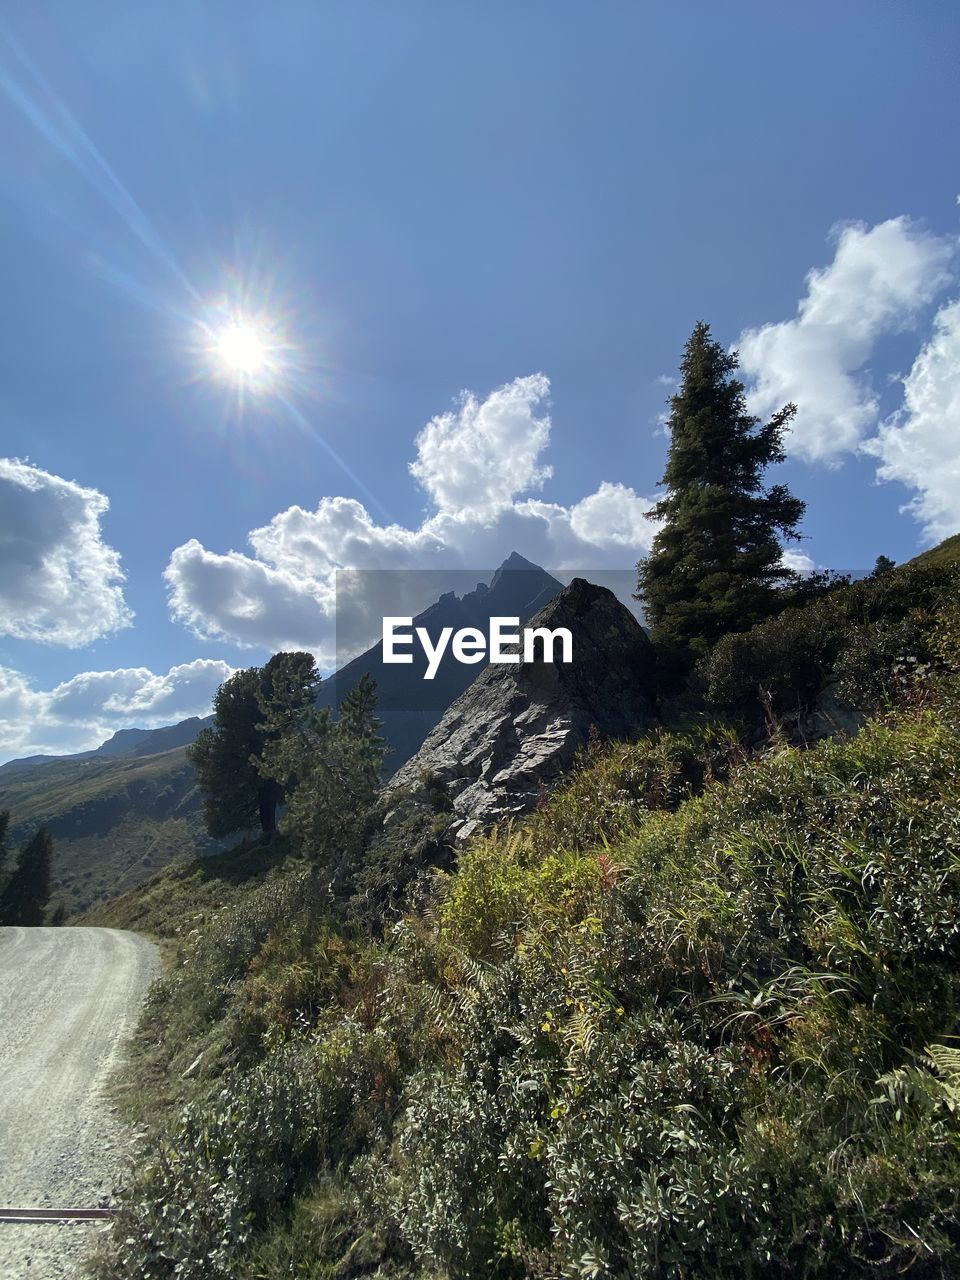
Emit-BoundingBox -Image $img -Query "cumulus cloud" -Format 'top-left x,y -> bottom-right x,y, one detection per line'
164,539 -> 335,655
0,458 -> 132,646
0,658 -> 235,762
164,375 -> 661,658
409,373 -> 553,518
780,549 -> 816,575
568,482 -> 658,547
738,218 -> 954,463
864,297 -> 960,542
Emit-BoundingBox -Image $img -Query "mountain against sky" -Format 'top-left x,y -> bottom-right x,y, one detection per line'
0,555 -> 562,909
2,554 -> 560,776
389,576 -> 657,836
0,716 -> 212,777
1,6 -> 958,765
1,12 -> 958,1279
318,552 -> 563,769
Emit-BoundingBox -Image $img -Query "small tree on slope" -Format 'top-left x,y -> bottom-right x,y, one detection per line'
0,825 -> 53,926
636,321 -> 805,663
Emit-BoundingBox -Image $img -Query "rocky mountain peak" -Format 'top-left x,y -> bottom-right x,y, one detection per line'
318,554 -> 564,769
388,577 -> 656,838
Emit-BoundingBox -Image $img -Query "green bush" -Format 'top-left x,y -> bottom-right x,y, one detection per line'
373,683 -> 960,1277
699,561 -> 959,723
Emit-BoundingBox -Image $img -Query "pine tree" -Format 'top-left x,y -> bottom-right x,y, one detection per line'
188,654 -> 322,839
0,825 -> 53,926
188,667 -> 267,837
637,321 -> 805,661
336,672 -> 389,799
265,673 -> 388,889
258,651 -> 321,736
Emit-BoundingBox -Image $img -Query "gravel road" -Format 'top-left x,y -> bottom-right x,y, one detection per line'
0,926 -> 159,1279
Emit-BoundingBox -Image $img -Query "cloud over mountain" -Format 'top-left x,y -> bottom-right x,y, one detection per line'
0,658 -> 235,760
164,375 -> 660,656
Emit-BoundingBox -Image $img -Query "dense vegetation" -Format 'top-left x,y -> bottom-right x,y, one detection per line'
86,546 -> 960,1278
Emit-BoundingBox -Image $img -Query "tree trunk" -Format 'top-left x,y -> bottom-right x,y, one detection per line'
258,783 -> 279,835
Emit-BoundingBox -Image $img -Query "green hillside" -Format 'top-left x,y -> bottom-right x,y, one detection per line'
85,547 -> 960,1280
905,531 -> 960,570
0,745 -> 223,916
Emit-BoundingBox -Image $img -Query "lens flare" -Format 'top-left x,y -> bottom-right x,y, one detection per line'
199,306 -> 290,396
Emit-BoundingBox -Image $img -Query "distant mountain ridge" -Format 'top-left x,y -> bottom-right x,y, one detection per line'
2,555 -> 561,779
0,715 -> 212,778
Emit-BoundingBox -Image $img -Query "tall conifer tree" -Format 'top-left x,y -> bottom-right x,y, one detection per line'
188,667 -> 268,837
637,321 -> 805,659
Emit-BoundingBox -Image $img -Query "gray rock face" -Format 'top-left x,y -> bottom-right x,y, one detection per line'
388,578 -> 657,838
317,553 -> 564,770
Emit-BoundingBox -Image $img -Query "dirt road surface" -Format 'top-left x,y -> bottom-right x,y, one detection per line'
0,926 -> 159,1279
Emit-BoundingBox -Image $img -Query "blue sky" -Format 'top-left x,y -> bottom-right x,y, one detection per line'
1,1 -> 959,758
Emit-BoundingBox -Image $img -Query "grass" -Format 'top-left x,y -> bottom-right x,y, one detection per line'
905,531 -> 960,570
92,662 -> 960,1278
81,832 -> 294,936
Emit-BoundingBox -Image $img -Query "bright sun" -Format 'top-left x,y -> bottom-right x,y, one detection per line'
214,320 -> 269,376
200,307 -> 290,397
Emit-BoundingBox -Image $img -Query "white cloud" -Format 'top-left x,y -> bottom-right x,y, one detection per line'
0,458 -> 133,646
863,297 -> 960,542
409,373 -> 553,518
739,218 -> 954,463
164,539 -> 335,656
248,498 -> 442,577
569,482 -> 656,547
0,658 -> 235,762
780,549 -> 816,575
164,375 -> 662,659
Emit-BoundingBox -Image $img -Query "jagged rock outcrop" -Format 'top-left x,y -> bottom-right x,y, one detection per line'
388,578 -> 657,838
317,552 -> 563,769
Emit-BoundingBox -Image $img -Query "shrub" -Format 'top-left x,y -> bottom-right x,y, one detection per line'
699,561 -> 960,724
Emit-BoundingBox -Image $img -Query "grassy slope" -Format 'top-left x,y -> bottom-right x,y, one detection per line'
94,678 -> 960,1277
81,834 -> 293,936
906,531 -> 960,570
0,745 -> 223,916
